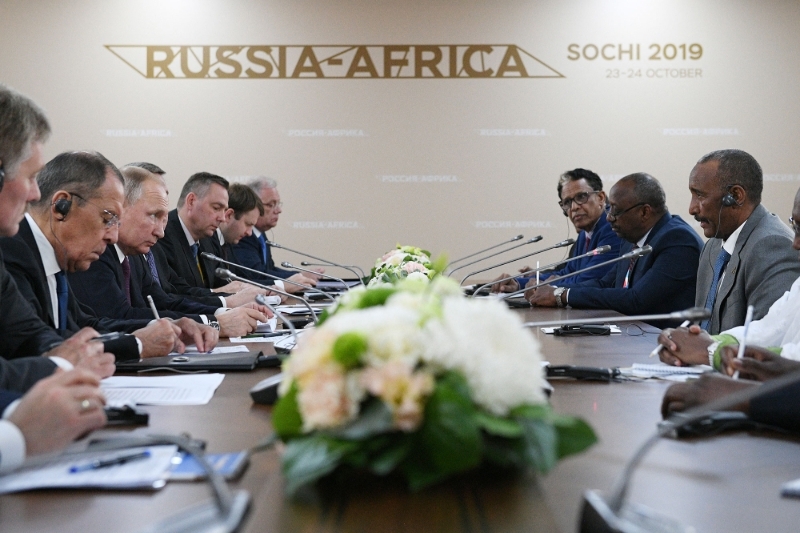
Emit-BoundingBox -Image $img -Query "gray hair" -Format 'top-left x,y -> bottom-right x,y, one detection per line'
0,84 -> 51,179
246,176 -> 278,194
30,151 -> 124,210
177,172 -> 229,207
120,165 -> 167,205
697,149 -> 763,204
124,161 -> 165,175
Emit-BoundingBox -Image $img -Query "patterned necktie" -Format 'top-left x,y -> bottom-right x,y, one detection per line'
584,234 -> 590,254
622,257 -> 637,289
54,270 -> 68,332
192,243 -> 206,285
121,256 -> 131,304
700,248 -> 732,331
258,233 -> 268,266
145,251 -> 161,285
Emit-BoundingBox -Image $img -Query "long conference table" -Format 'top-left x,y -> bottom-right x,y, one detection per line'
2,307 -> 800,532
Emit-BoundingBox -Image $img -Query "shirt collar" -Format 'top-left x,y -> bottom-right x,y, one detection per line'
722,219 -> 747,255
252,227 -> 263,238
635,229 -> 652,249
216,228 -> 225,246
177,213 -> 197,247
113,244 -> 125,263
25,213 -> 61,277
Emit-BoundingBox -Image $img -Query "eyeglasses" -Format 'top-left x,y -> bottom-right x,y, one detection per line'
789,217 -> 800,235
70,192 -> 121,229
559,191 -> 599,213
607,203 -> 646,220
264,201 -> 283,211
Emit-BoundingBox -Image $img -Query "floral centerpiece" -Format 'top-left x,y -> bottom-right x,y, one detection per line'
366,245 -> 435,287
271,261 -> 597,495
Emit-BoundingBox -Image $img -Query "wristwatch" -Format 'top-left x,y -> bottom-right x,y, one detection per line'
554,287 -> 566,308
208,321 -> 221,331
706,340 -> 720,368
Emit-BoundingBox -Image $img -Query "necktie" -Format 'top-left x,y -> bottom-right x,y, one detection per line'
121,257 -> 131,304
584,234 -> 590,254
622,257 -> 637,289
192,243 -> 206,285
145,251 -> 161,285
700,248 -> 732,331
258,233 -> 268,266
54,270 -> 68,332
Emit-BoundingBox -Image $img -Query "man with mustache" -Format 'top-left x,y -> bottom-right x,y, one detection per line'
525,173 -> 702,327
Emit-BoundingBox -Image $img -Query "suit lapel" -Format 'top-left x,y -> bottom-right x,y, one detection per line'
17,220 -> 56,327
714,205 -> 765,312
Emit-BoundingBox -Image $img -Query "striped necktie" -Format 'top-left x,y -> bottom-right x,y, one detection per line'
54,270 -> 68,332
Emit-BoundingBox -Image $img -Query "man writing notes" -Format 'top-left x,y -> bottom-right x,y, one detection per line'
0,84 -> 108,472
68,165 -> 268,339
526,173 -> 702,327
232,177 -> 320,292
492,168 -> 622,292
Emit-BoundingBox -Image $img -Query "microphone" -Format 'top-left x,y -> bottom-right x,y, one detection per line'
471,245 -> 612,297
460,238 -> 575,285
522,306 -> 710,328
581,366 -> 800,532
266,240 -> 366,285
448,236 -> 544,278
445,234 -> 524,270
281,261 -> 349,289
503,245 -> 653,300
201,252 -> 335,303
215,268 -> 319,325
255,294 -> 298,349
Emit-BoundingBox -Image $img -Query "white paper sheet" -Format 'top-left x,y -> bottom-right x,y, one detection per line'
101,374 -> 225,406
169,345 -> 249,356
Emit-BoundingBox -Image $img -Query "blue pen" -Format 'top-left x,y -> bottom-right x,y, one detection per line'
68,450 -> 151,474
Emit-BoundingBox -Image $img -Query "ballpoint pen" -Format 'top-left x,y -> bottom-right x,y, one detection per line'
69,450 -> 152,474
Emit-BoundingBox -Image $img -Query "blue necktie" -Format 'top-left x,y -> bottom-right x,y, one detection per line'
191,243 -> 205,285
54,270 -> 68,332
145,251 -> 161,285
258,233 -> 268,266
700,248 -> 731,331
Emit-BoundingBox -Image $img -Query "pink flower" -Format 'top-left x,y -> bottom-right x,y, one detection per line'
402,262 -> 428,274
297,364 -> 362,431
360,361 -> 434,431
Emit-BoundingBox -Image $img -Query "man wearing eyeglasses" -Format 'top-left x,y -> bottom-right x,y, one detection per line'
492,168 -> 622,296
526,173 -> 703,328
0,151 -> 187,360
231,177 -> 320,294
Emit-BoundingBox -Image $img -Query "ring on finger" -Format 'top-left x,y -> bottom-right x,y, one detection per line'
80,399 -> 92,411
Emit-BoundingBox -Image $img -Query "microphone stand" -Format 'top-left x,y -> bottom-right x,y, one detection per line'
502,245 -> 653,300
581,366 -> 800,532
215,268 -> 319,325
255,294 -> 298,349
282,261 -> 349,289
522,306 -> 710,328
301,261 -> 365,279
267,240 -> 366,286
445,234 -> 524,271
470,245 -> 611,297
448,236 -> 544,278
201,252 -> 336,303
460,238 -> 575,285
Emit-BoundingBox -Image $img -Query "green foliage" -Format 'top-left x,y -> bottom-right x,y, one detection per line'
332,332 -> 368,369
271,382 -> 303,439
430,254 -> 448,276
357,287 -> 397,309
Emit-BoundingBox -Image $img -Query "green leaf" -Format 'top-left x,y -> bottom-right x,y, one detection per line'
359,287 -> 397,307
552,416 -> 598,458
418,372 -> 482,476
369,437 -> 412,475
482,435 -> 526,469
282,436 -> 354,495
517,417 -> 559,474
430,254 -> 448,275
332,331 -> 368,369
272,382 -> 303,438
475,411 -> 524,438
327,398 -> 394,440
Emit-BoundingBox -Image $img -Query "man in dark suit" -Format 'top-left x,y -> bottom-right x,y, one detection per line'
492,168 -> 623,292
231,177 -> 319,292
527,173 -> 703,327
69,165 -> 268,340
0,151 -> 190,360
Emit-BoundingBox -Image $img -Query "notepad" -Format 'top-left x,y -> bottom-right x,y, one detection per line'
101,374 -> 225,406
619,363 -> 711,381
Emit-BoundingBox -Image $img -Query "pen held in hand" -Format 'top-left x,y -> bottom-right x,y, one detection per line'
731,305 -> 754,380
146,295 -> 160,320
649,320 -> 691,358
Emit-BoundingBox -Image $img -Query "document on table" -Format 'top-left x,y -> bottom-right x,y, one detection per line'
541,326 -> 622,334
619,363 -> 712,382
101,374 -> 225,406
0,445 -> 177,494
255,317 -> 277,333
169,345 -> 249,356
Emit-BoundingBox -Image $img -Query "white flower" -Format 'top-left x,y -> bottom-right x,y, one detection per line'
422,296 -> 546,415
296,363 -> 365,431
405,271 -> 430,283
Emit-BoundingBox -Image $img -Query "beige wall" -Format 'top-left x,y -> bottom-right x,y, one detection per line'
2,0 -> 799,277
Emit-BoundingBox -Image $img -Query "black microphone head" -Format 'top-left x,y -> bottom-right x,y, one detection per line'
674,307 -> 711,322
266,240 -> 279,248
638,245 -> 653,255
528,235 -> 543,243
281,261 -> 293,268
300,261 -> 311,266
511,234 -> 524,241
215,268 -> 232,279
558,238 -> 577,247
200,252 -> 219,261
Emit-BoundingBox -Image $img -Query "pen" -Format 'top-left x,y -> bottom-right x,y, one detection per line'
536,261 -> 540,286
146,295 -> 160,320
731,305 -> 754,380
649,320 -> 691,358
68,450 -> 151,473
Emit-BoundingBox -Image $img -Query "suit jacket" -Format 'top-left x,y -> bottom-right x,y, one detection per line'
0,390 -> 21,412
0,219 -> 146,361
749,380 -> 800,432
152,210 -> 229,291
68,247 -> 218,322
231,232 -> 293,282
565,212 -> 703,328
696,204 -> 800,334
518,215 -> 622,287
